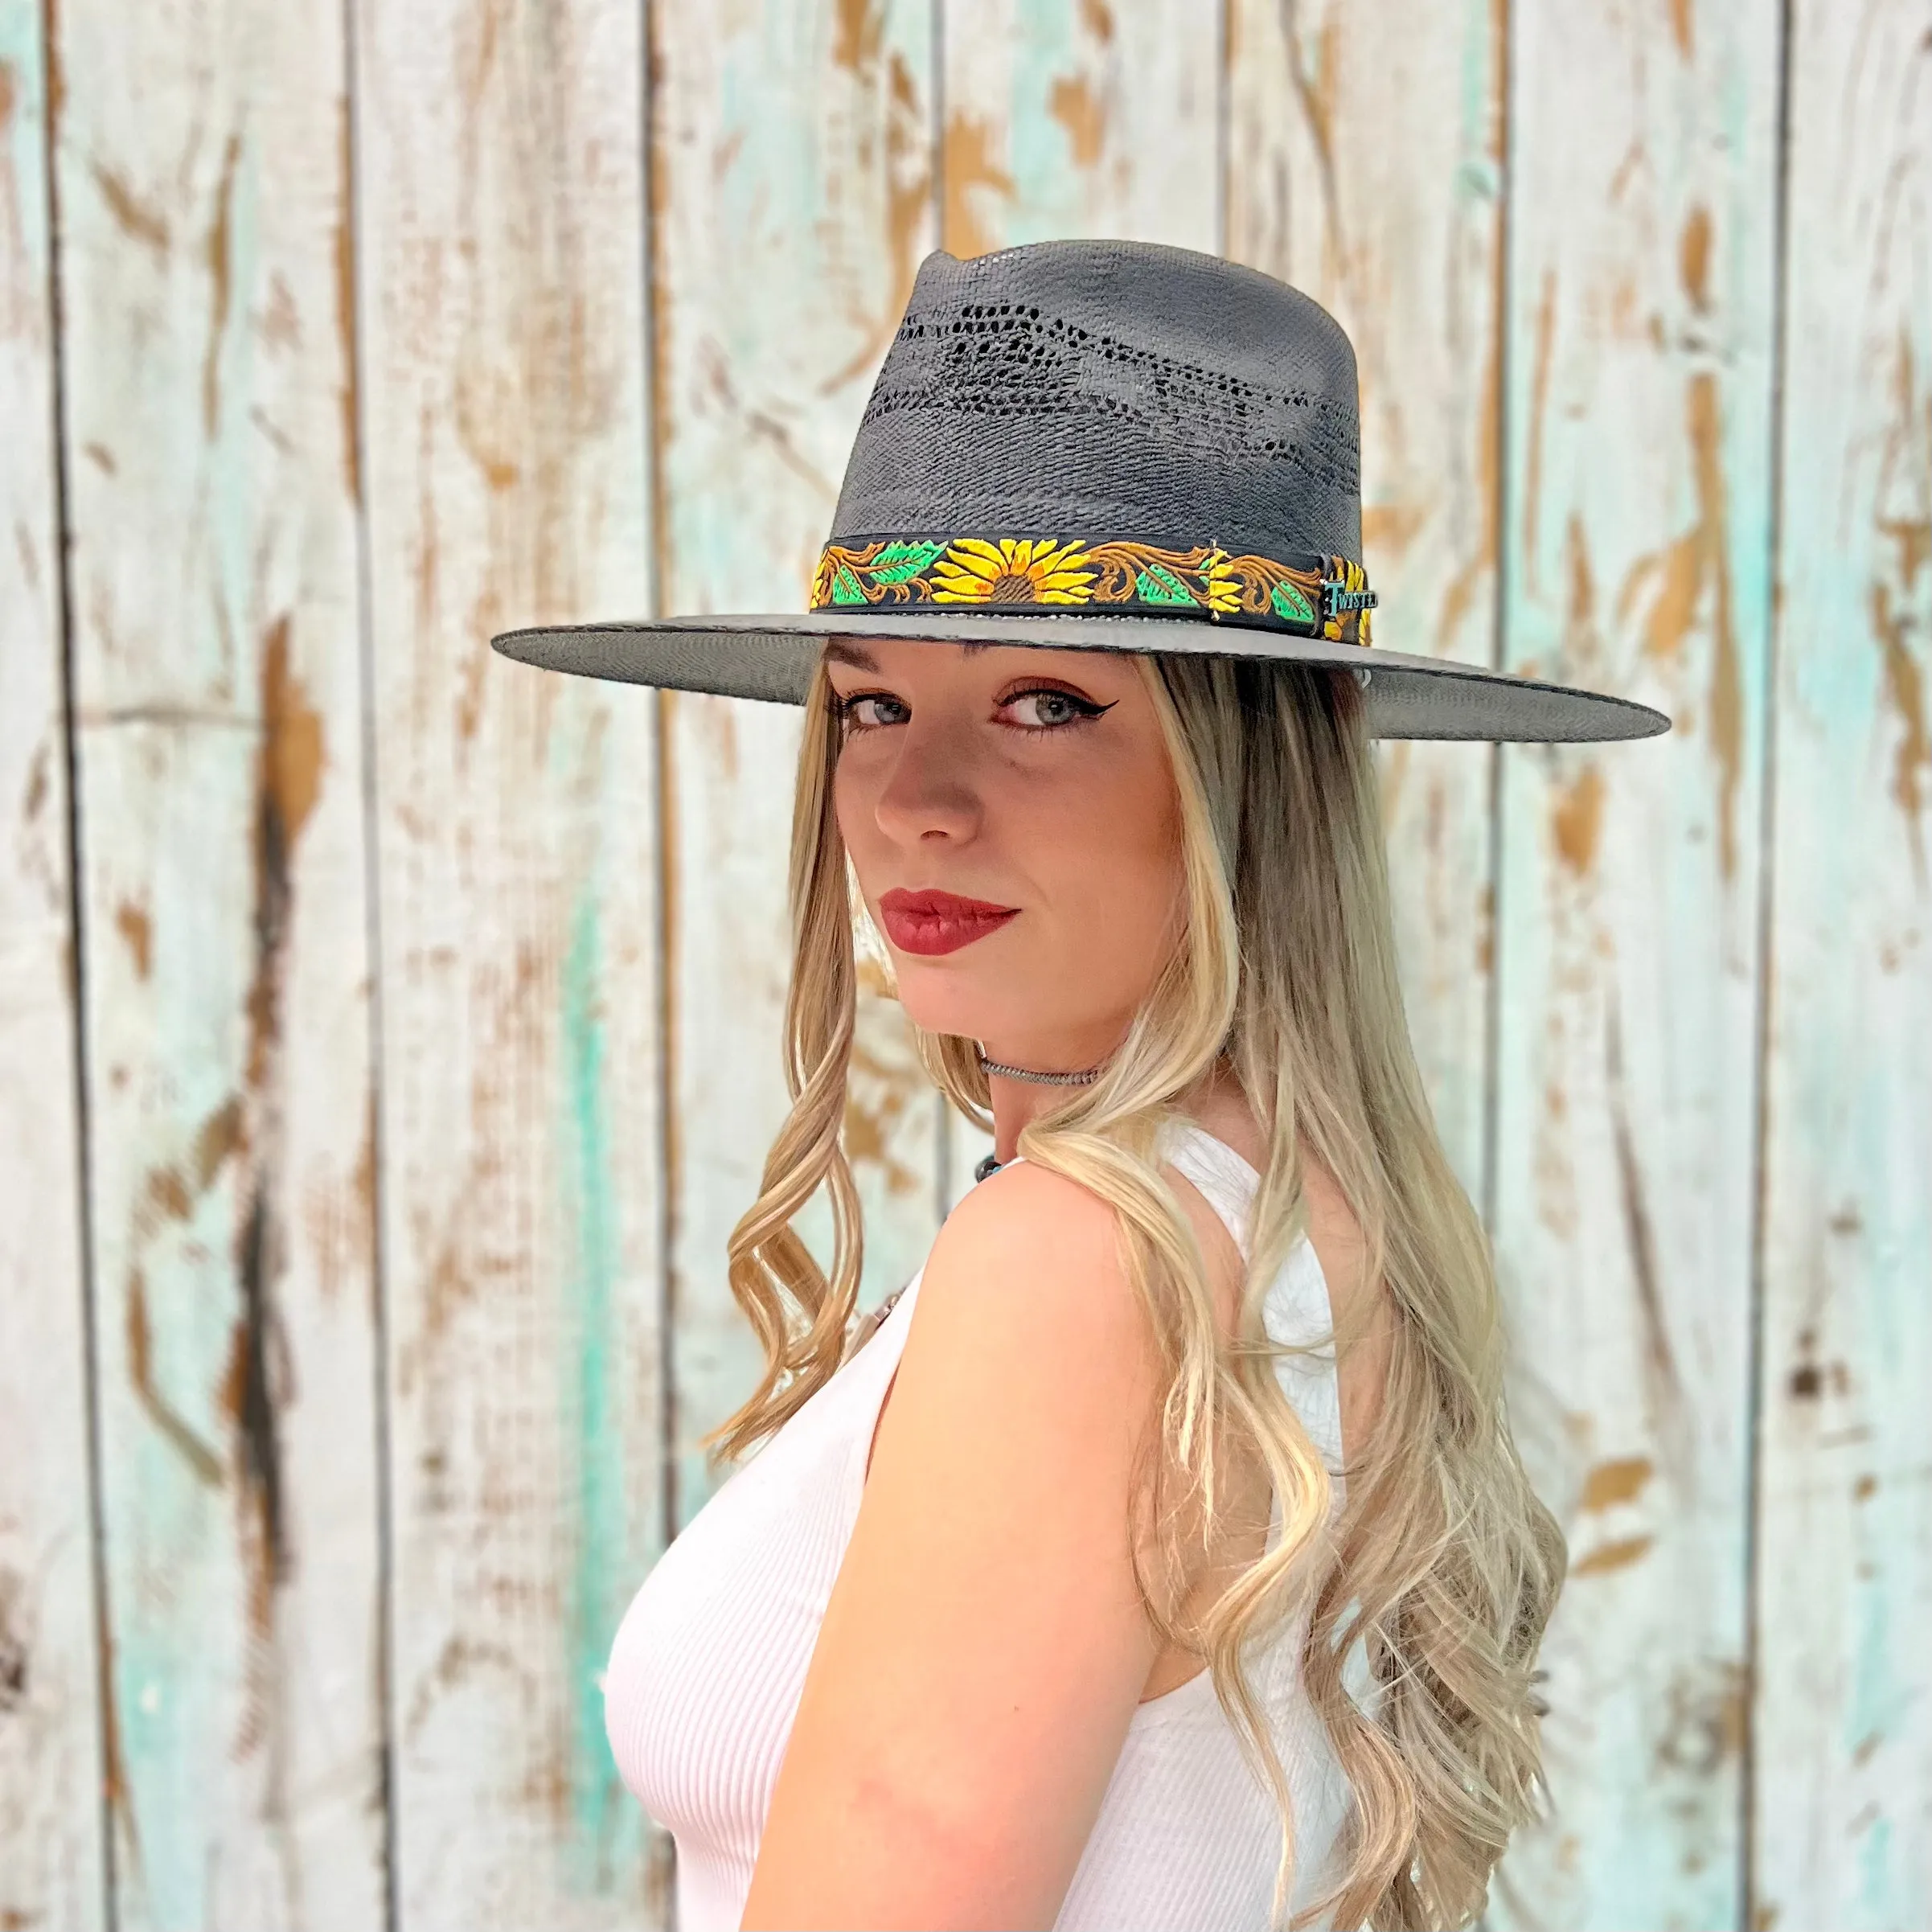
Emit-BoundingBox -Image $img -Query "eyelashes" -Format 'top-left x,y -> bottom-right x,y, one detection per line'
834,684 -> 1116,736
999,687 -> 1114,731
837,692 -> 912,731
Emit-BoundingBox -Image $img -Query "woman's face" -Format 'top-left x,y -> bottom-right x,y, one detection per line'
825,638 -> 1186,1071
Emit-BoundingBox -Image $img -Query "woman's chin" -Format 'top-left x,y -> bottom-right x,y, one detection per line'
889,962 -> 1015,1044
896,996 -> 1000,1042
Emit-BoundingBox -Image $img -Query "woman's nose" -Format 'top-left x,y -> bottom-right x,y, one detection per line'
872,720 -> 982,844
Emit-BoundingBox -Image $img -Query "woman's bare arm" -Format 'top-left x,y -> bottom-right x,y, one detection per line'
740,1159 -> 1170,1932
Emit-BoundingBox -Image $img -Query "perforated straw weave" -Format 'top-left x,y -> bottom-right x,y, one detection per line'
490,240 -> 1671,745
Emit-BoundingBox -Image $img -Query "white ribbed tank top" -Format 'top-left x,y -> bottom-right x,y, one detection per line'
605,1124 -> 1362,1930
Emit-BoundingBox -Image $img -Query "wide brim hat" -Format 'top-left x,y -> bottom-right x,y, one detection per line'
492,241 -> 1669,744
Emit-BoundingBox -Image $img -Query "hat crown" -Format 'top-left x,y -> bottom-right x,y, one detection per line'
829,240 -> 1363,563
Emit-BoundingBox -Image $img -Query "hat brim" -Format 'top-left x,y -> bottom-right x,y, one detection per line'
490,610 -> 1670,744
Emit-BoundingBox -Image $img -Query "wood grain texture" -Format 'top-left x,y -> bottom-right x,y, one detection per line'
350,0 -> 667,1920
932,0 -> 1220,1206
13,5 -> 1932,1922
1224,0 -> 1504,1207
1487,0 -> 1782,1923
937,0 -> 1219,259
48,0 -> 388,1922
651,0 -> 943,1532
0,6 -> 105,1927
1753,1 -> 1931,1923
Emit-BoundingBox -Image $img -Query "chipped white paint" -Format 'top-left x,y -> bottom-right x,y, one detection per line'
1754,0 -> 1932,1922
351,0 -> 667,1920
1225,0 -> 1504,1206
47,0 -> 388,1921
651,0 -> 945,1532
0,6 -> 104,1927
4,5 -> 1928,1928
1488,0 -> 1782,1922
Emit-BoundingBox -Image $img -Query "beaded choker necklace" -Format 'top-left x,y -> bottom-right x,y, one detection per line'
975,1048 -> 1100,1087
971,1048 -> 1102,1183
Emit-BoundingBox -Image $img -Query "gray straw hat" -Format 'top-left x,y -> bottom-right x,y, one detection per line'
492,240 -> 1668,743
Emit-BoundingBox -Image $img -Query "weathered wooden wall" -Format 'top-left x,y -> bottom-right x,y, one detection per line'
1,1 -> 1925,1928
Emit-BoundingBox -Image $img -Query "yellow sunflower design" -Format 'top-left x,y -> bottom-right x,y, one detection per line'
809,535 -> 1373,644
929,538 -> 1097,605
1202,548 -> 1241,617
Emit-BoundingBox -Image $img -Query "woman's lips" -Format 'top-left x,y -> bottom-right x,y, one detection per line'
877,888 -> 1019,957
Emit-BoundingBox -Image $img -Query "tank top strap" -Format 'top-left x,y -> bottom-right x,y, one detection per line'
1158,1117 -> 1261,1261
1159,1119 -> 1346,1485
996,1129 -> 1337,1396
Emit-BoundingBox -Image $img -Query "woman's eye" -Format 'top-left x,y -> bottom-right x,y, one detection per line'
999,687 -> 1104,730
839,692 -> 910,731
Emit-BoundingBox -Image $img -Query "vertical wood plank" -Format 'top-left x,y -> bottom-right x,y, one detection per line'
48,0 -> 387,1922
652,0 -> 942,1529
351,0 -> 667,1922
938,0 -> 1219,264
1224,0 -> 1504,1204
1754,1 -> 1931,1923
0,6 -> 105,1926
1489,0 -> 1781,1923
933,0 -> 1221,1204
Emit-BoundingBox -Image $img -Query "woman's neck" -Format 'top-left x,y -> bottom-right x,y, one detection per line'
986,1075 -> 1069,1163
985,1056 -> 1266,1169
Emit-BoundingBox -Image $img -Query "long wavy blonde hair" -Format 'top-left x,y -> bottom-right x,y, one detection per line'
699,647 -> 1566,1930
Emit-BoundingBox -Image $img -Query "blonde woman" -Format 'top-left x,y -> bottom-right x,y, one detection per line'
496,240 -> 1667,1931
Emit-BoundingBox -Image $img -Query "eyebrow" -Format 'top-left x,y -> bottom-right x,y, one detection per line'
821,639 -> 879,671
822,638 -> 997,672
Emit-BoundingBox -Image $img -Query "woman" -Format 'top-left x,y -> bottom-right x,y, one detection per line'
494,240 -> 1667,1932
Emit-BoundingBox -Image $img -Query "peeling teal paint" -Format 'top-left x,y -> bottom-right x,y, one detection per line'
1489,0 -> 1782,1924
23,3 -> 1928,1929
110,947 -> 273,1929
560,876 -> 636,1891
1459,0 -> 1496,194
1858,1815 -> 1895,1922
1003,0 -> 1083,244
1847,1568 -> 1892,1764
1454,157 -> 1501,204
1,5 -> 52,278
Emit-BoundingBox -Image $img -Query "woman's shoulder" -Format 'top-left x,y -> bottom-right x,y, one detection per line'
921,1124 -> 1377,1360
912,1158 -> 1194,1436
934,1144 -> 1240,1279
927,1158 -> 1127,1311
932,1140 -> 1249,1348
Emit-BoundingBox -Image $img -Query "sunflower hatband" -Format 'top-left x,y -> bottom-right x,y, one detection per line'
810,536 -> 1377,646
494,242 -> 1673,740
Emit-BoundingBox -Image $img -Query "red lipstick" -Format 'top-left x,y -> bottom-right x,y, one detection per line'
877,888 -> 1019,957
